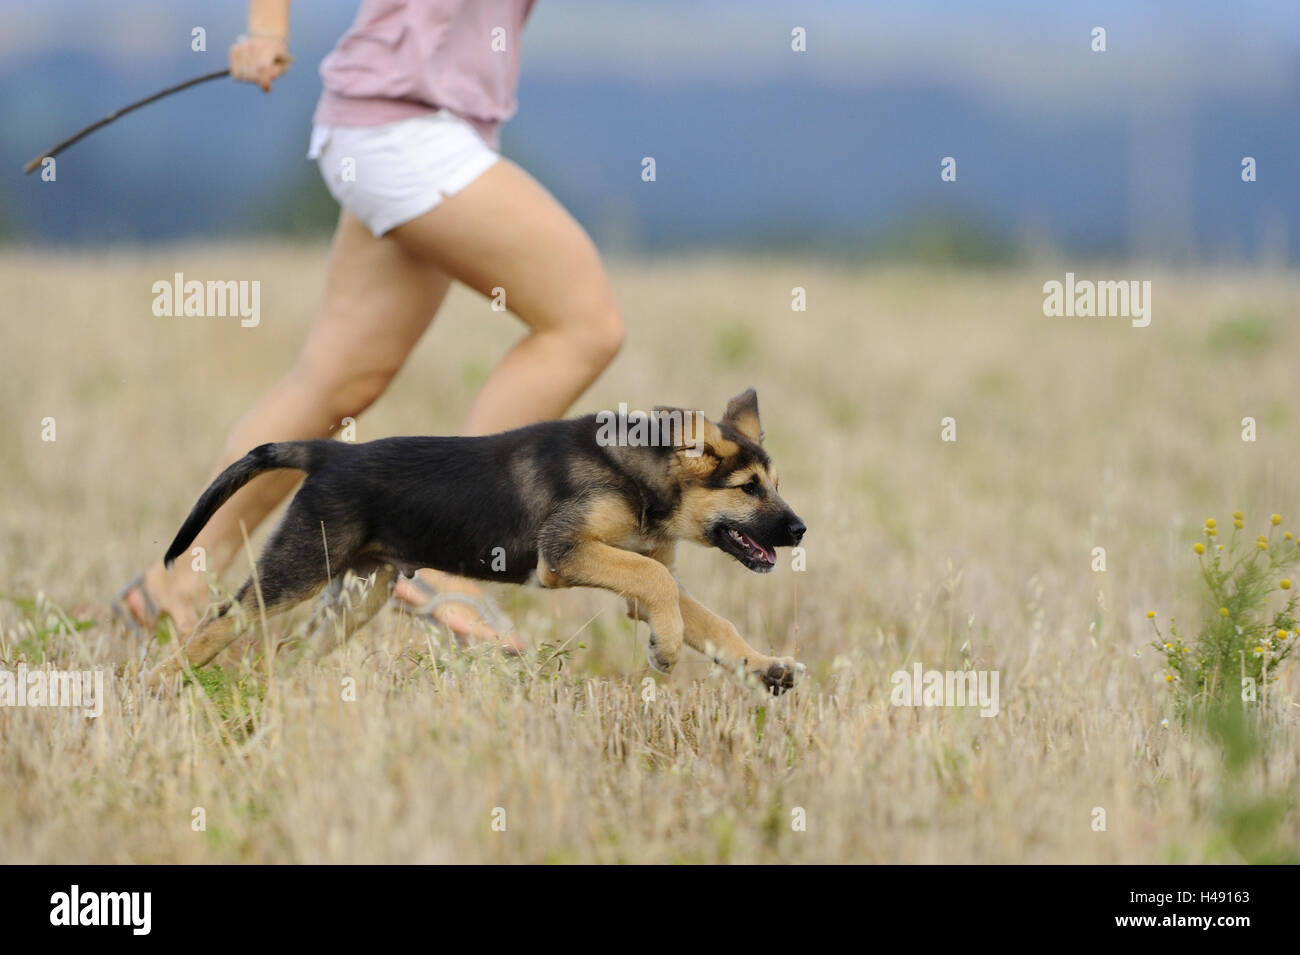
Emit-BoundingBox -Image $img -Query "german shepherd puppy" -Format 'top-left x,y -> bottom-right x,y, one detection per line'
146,389 -> 807,693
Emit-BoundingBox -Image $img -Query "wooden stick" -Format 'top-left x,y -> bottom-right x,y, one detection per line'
22,68 -> 231,174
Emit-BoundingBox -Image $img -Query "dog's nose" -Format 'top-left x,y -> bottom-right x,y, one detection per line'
787,517 -> 806,544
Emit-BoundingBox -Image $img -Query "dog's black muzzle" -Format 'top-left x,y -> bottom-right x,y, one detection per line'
713,509 -> 807,572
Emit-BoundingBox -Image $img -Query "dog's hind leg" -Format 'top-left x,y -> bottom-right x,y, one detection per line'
145,503 -> 348,690
145,566 -> 328,690
302,562 -> 398,660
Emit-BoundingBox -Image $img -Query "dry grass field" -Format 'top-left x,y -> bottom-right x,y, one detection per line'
1,245 -> 1298,863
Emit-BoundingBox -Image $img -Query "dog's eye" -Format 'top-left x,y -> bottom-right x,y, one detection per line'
741,476 -> 761,496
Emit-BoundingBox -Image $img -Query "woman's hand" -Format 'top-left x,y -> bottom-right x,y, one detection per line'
229,33 -> 291,92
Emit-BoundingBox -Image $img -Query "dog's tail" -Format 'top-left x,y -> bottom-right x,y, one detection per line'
163,441 -> 330,568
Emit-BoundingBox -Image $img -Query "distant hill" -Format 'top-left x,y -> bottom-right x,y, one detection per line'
5,48 -> 1297,263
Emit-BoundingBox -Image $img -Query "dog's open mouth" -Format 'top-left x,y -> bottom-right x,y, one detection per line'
718,525 -> 777,571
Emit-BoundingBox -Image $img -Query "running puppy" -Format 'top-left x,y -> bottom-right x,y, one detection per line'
146,389 -> 807,693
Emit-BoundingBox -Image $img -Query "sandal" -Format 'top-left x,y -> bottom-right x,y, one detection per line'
397,573 -> 524,652
111,573 -> 159,638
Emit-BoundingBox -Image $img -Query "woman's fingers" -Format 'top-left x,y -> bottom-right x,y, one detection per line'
229,36 -> 290,91
256,46 -> 291,92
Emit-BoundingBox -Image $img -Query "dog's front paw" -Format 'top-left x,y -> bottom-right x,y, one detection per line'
646,634 -> 678,674
753,657 -> 806,695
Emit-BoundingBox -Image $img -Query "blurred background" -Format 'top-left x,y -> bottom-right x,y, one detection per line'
3,2 -> 1300,865
3,0 -> 1297,265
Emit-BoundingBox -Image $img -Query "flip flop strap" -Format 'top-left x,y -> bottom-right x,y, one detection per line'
414,590 -> 514,635
116,573 -> 158,625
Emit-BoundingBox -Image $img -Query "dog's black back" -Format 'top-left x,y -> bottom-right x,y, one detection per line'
165,416 -> 674,586
315,419 -> 613,583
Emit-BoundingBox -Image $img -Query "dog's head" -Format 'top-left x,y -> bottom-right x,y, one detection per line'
656,389 -> 806,573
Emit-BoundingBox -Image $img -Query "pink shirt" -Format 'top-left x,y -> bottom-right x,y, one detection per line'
314,0 -> 536,149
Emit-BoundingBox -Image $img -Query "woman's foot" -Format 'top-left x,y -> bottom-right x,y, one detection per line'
393,568 -> 525,652
115,563 -> 203,636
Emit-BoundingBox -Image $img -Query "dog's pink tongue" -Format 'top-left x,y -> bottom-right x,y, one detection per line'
740,531 -> 775,564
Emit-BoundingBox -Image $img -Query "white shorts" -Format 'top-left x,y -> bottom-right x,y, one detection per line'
308,111 -> 499,237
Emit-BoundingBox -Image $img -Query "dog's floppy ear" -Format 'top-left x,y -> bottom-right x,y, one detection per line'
652,406 -> 723,458
722,388 -> 763,443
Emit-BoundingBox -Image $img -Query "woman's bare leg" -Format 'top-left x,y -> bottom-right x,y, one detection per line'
391,158 -> 625,430
386,158 -> 625,633
127,211 -> 451,630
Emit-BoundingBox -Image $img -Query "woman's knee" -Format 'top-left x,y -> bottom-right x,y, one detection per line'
563,297 -> 625,373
